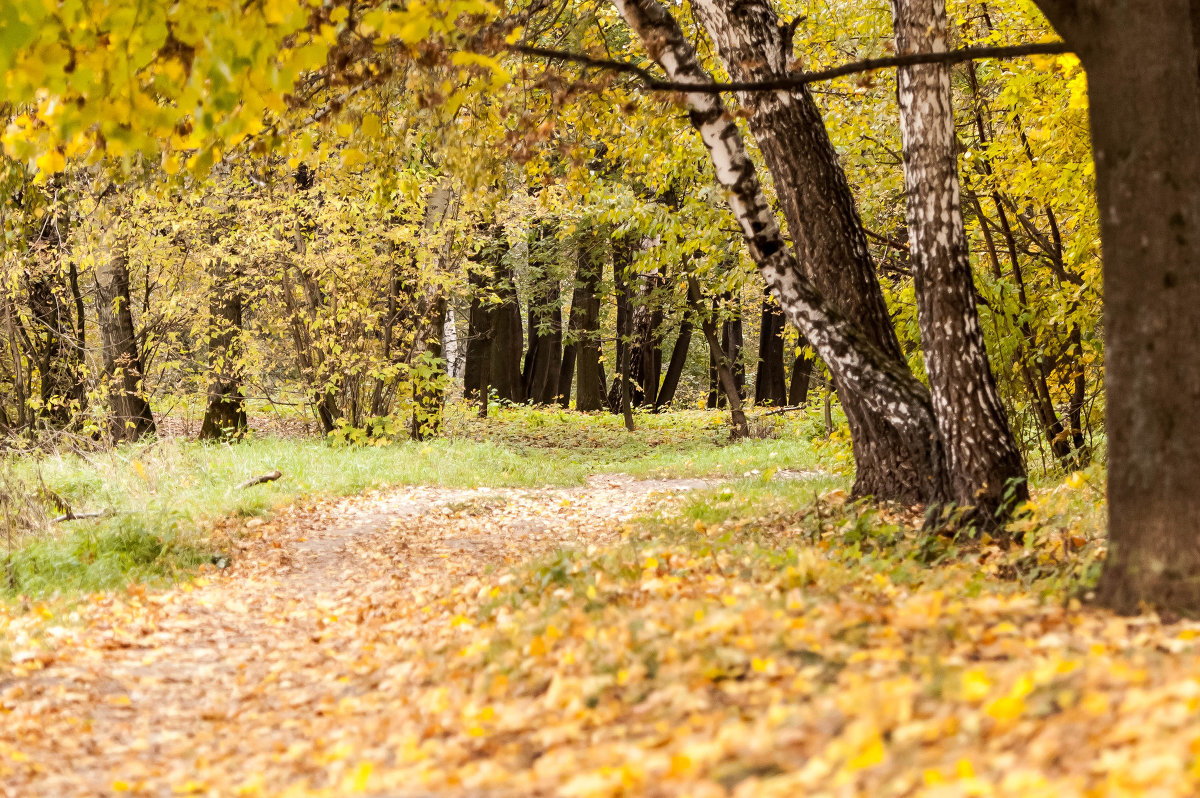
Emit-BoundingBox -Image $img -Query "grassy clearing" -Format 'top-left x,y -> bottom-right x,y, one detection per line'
0,403 -> 845,597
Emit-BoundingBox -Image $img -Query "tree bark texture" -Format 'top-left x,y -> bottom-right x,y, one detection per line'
688,0 -> 943,501
573,224 -> 606,411
608,236 -> 636,413
655,309 -> 693,410
523,222 -> 563,405
789,352 -> 813,406
754,288 -> 788,406
490,257 -> 526,404
1034,0 -> 1200,614
892,0 -> 1027,522
689,277 -> 749,438
628,272 -> 665,407
95,248 -> 155,443
614,0 -> 948,503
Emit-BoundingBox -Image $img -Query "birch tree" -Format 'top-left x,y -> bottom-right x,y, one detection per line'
611,0 -> 949,503
688,0 -> 940,502
892,0 -> 1027,523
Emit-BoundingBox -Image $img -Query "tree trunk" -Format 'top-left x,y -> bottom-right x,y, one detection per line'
95,249 -> 155,443
198,256 -> 248,441
608,236 -> 636,413
464,256 -> 490,402
688,0 -> 943,502
574,224 -> 606,411
629,272 -> 666,407
789,351 -> 813,406
689,277 -> 749,437
523,222 -> 563,405
753,288 -> 788,406
1033,0 -> 1200,614
892,0 -> 1027,523
655,313 -> 692,410
720,313 -> 745,403
490,258 -> 525,403
614,0 -> 947,503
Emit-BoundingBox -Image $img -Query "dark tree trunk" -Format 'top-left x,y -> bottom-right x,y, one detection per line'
573,224 -> 606,411
523,282 -> 562,404
753,288 -> 788,406
620,316 -> 635,432
789,351 -> 813,406
614,0 -> 948,503
464,264 -> 490,402
689,277 -> 748,437
490,258 -> 525,403
608,236 -> 636,413
688,0 -> 944,502
720,314 -> 745,403
199,257 -> 247,441
557,339 -> 576,407
95,250 -> 155,443
1032,0 -> 1200,614
523,222 -> 563,405
464,229 -> 510,403
892,0 -> 1027,523
655,314 -> 693,410
628,272 -> 666,407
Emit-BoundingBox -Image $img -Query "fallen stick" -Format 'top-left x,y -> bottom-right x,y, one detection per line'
759,404 -> 808,417
52,510 -> 113,523
237,470 -> 283,490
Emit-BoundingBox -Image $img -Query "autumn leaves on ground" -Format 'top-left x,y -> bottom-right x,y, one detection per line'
0,410 -> 1196,797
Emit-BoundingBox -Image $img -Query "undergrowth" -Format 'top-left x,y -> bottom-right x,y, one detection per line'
0,403 -> 844,598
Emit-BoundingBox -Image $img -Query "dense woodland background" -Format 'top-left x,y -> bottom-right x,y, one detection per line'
0,0 -> 1097,478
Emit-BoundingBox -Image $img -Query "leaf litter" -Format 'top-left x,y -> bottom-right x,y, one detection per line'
2,475 -> 1200,797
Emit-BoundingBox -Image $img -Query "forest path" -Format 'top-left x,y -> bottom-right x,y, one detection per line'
0,474 -> 713,797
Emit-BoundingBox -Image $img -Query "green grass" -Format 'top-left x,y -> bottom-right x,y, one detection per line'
0,403 -> 847,598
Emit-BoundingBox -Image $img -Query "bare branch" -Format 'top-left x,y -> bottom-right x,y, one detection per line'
509,41 -> 1071,94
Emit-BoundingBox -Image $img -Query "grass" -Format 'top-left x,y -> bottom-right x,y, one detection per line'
0,403 -> 848,598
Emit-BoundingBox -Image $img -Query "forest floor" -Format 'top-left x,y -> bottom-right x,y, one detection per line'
4,457 -> 1200,797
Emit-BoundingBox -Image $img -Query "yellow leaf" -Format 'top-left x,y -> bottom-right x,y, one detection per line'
961,667 -> 991,702
846,735 -> 885,771
361,113 -> 381,138
35,149 -> 65,175
349,761 -> 372,791
985,695 -> 1025,726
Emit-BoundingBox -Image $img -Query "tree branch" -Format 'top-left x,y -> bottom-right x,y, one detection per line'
509,41 -> 1071,94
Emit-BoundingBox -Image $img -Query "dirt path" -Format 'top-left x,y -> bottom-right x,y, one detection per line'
0,476 -> 711,798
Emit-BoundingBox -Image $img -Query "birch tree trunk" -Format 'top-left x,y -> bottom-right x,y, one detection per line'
892,0 -> 1027,522
613,0 -> 948,503
688,0 -> 937,501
